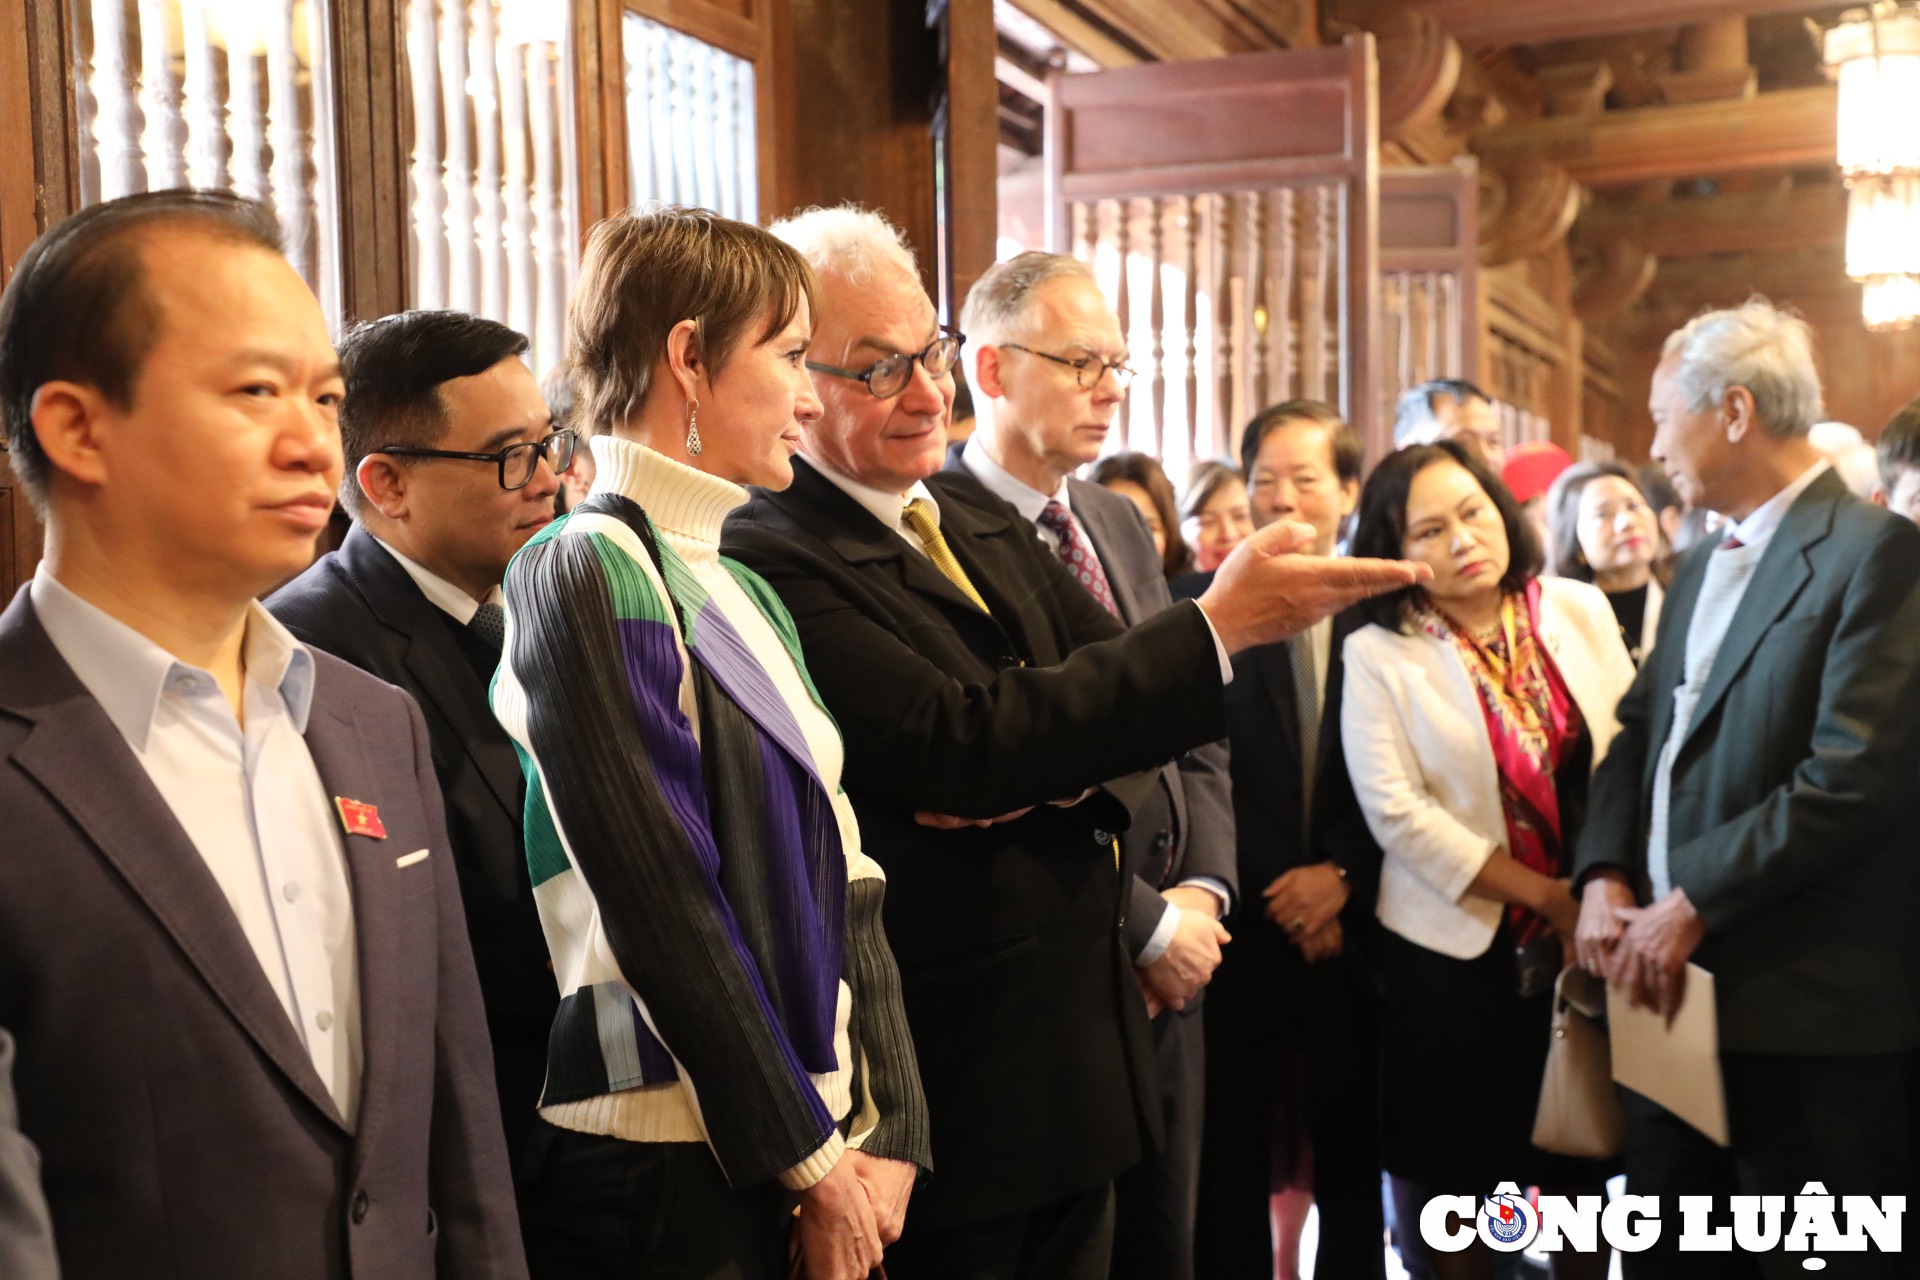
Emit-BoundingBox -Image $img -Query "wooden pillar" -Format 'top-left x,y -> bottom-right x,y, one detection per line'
946,0 -> 997,319
772,0 -> 941,303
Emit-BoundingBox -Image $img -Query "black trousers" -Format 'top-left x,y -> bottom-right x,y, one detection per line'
1195,944 -> 1386,1280
884,1184 -> 1115,1280
1111,1003 -> 1205,1280
1620,1051 -> 1910,1280
520,1123 -> 788,1280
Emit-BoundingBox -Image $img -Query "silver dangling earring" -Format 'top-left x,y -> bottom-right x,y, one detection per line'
684,399 -> 703,456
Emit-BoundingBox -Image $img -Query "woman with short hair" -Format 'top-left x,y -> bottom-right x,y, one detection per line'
1341,441 -> 1633,1280
494,206 -> 930,1280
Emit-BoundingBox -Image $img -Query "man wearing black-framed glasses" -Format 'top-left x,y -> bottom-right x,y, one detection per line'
269,309 -> 565,1214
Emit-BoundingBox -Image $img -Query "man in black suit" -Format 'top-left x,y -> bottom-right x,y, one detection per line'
1574,301 -> 1920,1280
1193,401 -> 1385,1280
951,250 -> 1235,1280
269,309 -> 570,1181
722,205 -> 1422,1280
0,190 -> 522,1277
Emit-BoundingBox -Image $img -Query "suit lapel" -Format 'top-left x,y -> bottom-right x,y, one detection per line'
300,688 -> 420,1167
339,529 -> 522,821
1678,474 -> 1835,754
0,597 -> 344,1128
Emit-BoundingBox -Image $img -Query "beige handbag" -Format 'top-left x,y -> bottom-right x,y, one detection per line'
1531,965 -> 1625,1158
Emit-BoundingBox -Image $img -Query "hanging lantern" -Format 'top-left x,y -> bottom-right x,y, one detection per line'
1825,4 -> 1920,328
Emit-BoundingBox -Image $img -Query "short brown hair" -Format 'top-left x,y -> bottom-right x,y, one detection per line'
568,206 -> 815,435
0,189 -> 284,513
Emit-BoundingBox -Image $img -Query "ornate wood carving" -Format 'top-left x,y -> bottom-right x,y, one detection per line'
1479,157 -> 1582,267
1573,237 -> 1656,319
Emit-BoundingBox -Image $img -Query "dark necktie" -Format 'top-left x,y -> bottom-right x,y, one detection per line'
1291,630 -> 1321,834
1036,500 -> 1118,617
1718,531 -> 1744,551
468,600 -> 506,659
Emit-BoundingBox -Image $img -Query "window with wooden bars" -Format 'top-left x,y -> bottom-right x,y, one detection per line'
402,0 -> 579,377
623,11 -> 756,222
67,0 -> 344,329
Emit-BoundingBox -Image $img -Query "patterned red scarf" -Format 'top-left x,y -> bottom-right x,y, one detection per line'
1417,579 -> 1583,941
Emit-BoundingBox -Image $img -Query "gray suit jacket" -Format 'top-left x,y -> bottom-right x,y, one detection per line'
1064,477 -> 1238,953
0,1028 -> 57,1280
1574,469 -> 1920,1055
0,588 -> 525,1279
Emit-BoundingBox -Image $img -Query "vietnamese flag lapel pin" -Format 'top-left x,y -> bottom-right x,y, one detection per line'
334,797 -> 388,840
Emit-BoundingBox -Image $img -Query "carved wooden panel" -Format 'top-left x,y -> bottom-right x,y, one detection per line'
1380,161 -> 1479,431
1048,37 -> 1381,466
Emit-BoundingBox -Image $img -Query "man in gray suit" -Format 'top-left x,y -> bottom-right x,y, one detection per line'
1574,300 -> 1920,1280
0,1028 -> 58,1280
952,251 -> 1236,1280
0,191 -> 523,1278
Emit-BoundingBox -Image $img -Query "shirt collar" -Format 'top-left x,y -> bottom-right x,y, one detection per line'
805,455 -> 937,535
961,434 -> 1068,525
30,565 -> 316,750
1726,459 -> 1830,549
367,533 -> 498,625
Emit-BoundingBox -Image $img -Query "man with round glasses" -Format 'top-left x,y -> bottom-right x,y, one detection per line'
952,250 -> 1233,1280
269,308 -> 569,1206
726,206 -> 1424,1279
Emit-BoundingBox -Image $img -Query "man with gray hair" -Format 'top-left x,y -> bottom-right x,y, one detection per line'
1573,299 -> 1920,1278
724,206 -> 1424,1279
1390,377 -> 1504,469
952,249 -> 1235,1280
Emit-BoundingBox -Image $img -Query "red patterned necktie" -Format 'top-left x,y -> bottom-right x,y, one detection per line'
1037,500 -> 1119,616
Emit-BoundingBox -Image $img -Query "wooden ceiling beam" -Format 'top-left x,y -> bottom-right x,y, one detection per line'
1579,183 -> 1847,258
1000,0 -> 1144,68
1638,245 -> 1856,308
1473,85 -> 1837,187
1389,0 -> 1825,50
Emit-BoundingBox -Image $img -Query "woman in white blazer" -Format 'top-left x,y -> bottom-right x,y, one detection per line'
1342,442 -> 1635,1280
1544,461 -> 1667,666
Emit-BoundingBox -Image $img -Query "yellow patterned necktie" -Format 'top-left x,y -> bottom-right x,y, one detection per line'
901,497 -> 992,615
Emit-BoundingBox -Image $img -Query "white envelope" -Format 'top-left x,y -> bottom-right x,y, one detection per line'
1608,963 -> 1730,1146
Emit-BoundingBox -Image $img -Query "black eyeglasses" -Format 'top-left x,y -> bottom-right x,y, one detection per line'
378,429 -> 578,491
808,327 -> 965,399
999,344 -> 1135,391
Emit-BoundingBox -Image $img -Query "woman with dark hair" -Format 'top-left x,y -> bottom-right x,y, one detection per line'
1088,450 -> 1190,577
1170,460 -> 1254,598
494,207 -> 929,1280
1341,442 -> 1633,1280
1545,462 -> 1664,665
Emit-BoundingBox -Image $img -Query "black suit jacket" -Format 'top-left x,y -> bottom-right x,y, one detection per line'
1217,612 -> 1382,984
0,588 -> 523,1279
723,458 -> 1231,1227
1574,469 -> 1920,1055
267,526 -> 557,1168
943,448 -> 1238,954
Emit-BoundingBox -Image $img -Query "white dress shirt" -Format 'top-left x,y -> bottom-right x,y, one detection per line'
1646,460 -> 1829,898
369,533 -> 500,625
31,566 -> 364,1124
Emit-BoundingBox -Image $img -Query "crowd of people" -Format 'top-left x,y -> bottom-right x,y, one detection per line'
0,188 -> 1913,1280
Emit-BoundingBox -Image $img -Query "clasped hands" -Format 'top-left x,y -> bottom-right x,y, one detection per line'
1573,870 -> 1707,1021
1139,885 -> 1231,1017
1262,861 -> 1348,962
793,1149 -> 917,1280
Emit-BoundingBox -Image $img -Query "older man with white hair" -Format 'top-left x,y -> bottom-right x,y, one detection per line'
724,207 -> 1423,1280
1573,299 -> 1920,1280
